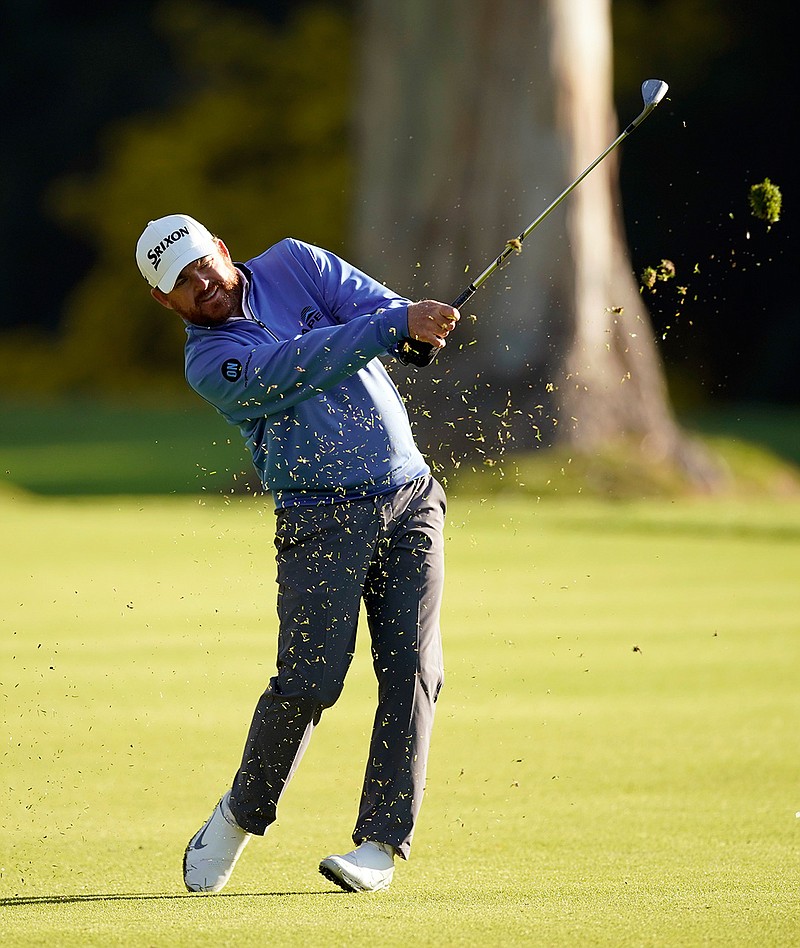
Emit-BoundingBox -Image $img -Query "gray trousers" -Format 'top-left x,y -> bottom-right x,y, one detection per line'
228,475 -> 446,859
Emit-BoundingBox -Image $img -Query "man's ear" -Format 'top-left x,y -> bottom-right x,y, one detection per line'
214,237 -> 232,262
151,286 -> 174,310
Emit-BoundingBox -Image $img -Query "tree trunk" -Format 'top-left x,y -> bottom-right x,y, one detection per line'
354,0 -> 721,488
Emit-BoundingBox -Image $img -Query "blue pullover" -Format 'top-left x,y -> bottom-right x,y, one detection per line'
184,238 -> 429,507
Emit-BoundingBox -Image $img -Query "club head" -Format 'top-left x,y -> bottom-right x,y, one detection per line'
642,79 -> 669,109
627,79 -> 669,130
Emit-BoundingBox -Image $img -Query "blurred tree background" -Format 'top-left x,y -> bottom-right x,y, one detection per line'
0,1 -> 795,439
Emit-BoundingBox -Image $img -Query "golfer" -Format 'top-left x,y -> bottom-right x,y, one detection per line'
135,214 -> 459,894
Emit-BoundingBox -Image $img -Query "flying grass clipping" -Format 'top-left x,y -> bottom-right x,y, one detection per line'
640,258 -> 676,293
748,178 -> 782,226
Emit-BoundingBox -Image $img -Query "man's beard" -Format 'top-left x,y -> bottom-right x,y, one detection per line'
183,271 -> 242,326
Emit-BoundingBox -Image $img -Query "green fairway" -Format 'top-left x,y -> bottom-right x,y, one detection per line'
2,490 -> 799,946
1,398 -> 799,499
0,398 -> 253,496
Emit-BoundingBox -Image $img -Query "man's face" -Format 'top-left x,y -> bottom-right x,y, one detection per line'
151,238 -> 242,327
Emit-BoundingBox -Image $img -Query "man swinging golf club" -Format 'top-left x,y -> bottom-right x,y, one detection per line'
135,77 -> 667,896
136,215 -> 459,894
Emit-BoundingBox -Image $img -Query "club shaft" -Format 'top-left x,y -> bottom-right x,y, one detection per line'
399,80 -> 668,365
453,124 -> 636,310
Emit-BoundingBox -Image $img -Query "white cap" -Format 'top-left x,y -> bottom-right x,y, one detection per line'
135,214 -> 218,292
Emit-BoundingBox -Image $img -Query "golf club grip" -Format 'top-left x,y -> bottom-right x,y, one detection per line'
397,286 -> 477,367
397,338 -> 437,367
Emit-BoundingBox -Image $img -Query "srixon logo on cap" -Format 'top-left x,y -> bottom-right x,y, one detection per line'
148,226 -> 190,271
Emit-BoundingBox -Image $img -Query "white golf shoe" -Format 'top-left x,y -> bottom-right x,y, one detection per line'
318,840 -> 395,893
183,791 -> 252,893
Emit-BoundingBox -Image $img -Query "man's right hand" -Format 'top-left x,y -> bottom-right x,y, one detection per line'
406,300 -> 460,352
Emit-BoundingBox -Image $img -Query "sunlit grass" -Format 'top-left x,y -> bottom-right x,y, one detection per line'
2,492 -> 799,945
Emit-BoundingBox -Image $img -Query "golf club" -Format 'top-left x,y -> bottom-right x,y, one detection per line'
399,78 -> 669,366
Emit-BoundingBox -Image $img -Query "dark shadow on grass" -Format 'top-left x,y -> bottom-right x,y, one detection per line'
0,889 -> 348,907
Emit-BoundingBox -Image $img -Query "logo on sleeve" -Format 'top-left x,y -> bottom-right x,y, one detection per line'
301,306 -> 325,333
221,359 -> 243,382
